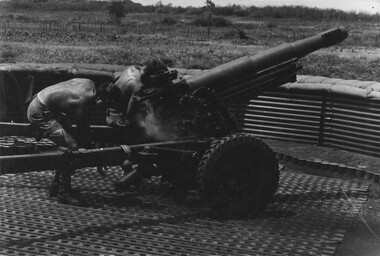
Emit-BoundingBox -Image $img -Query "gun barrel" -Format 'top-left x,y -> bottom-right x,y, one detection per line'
183,27 -> 348,99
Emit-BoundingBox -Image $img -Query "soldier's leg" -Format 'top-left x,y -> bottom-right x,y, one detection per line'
105,83 -> 129,128
48,170 -> 60,197
46,119 -> 84,205
57,167 -> 84,206
47,123 -> 79,150
45,128 -> 80,203
48,168 -> 80,199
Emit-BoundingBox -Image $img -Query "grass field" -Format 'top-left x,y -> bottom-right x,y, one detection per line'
1,10 -> 379,81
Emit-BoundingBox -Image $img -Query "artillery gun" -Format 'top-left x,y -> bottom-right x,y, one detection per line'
0,27 -> 348,217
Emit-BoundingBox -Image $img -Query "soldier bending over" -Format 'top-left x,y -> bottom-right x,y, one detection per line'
27,78 -> 104,206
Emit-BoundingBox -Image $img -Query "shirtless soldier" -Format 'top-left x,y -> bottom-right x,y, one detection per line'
105,59 -> 175,128
106,59 -> 178,190
27,78 -> 102,205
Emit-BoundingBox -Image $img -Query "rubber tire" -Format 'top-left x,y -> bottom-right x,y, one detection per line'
197,133 -> 279,218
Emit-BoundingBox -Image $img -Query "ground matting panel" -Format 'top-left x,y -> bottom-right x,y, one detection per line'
0,167 -> 369,256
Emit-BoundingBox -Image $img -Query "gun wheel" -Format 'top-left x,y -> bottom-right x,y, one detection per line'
197,133 -> 279,218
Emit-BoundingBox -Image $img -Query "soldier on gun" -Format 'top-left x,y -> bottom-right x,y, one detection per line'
103,59 -> 178,190
27,78 -> 107,206
104,59 -> 177,129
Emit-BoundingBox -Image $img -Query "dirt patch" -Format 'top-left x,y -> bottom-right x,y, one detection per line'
335,197 -> 380,256
267,138 -> 380,256
264,139 -> 380,176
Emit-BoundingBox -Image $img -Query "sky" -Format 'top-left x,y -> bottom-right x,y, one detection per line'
132,0 -> 380,14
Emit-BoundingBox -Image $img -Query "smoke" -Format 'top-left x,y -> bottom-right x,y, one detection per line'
136,100 -> 181,142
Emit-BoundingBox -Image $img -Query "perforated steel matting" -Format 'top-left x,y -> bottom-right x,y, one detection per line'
0,167 -> 368,256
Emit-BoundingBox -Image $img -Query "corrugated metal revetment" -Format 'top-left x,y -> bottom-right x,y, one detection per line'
234,90 -> 324,145
324,95 -> 380,156
234,81 -> 380,158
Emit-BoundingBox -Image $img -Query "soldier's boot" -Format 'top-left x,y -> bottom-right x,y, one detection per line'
57,170 -> 84,206
48,171 -> 60,197
106,104 -> 130,128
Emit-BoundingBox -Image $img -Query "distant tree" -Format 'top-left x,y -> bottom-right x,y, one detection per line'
155,1 -> 164,8
155,0 -> 173,23
155,1 -> 172,14
10,0 -> 33,9
108,2 -> 126,23
205,0 -> 215,8
205,0 -> 215,38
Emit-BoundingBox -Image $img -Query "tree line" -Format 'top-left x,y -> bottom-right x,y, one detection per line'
2,0 -> 380,22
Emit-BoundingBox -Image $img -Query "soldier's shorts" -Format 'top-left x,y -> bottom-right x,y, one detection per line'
27,95 -> 72,139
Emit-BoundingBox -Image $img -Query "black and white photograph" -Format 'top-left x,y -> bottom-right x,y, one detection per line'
0,0 -> 379,255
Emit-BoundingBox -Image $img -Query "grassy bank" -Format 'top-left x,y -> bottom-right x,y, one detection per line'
1,33 -> 379,82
